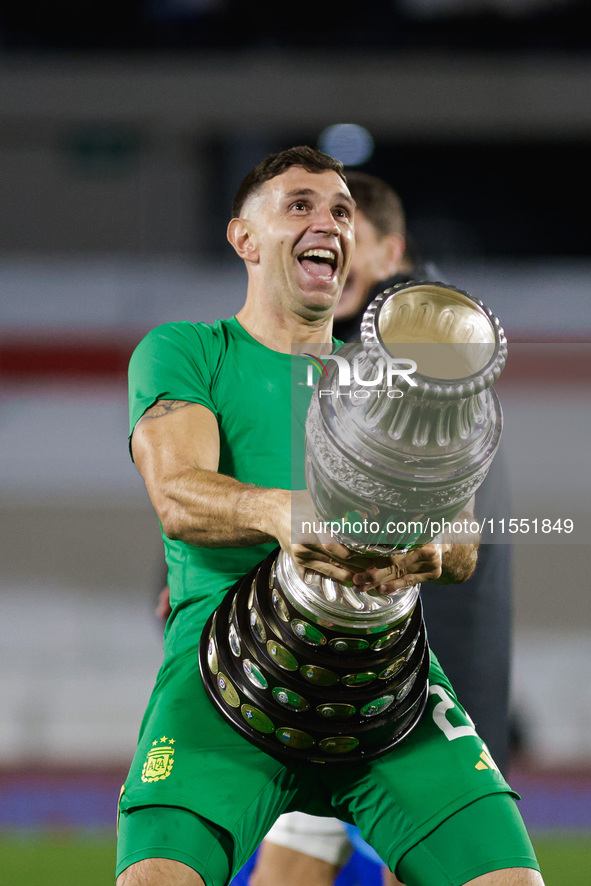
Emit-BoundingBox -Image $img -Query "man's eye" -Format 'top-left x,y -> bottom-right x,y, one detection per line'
291,202 -> 307,211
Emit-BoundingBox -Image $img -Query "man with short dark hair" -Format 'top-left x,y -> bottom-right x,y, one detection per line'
116,148 -> 541,886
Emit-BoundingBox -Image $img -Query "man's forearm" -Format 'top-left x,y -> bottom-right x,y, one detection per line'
153,467 -> 289,548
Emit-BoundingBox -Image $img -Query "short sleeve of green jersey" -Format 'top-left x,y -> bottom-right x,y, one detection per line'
128,321 -> 221,445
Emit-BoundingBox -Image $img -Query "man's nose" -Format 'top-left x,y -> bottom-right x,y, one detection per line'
311,206 -> 339,233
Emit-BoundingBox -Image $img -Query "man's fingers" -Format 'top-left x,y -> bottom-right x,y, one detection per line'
304,561 -> 356,583
289,541 -> 444,591
351,544 -> 443,591
290,544 -> 358,583
321,542 -> 357,562
293,556 -> 355,584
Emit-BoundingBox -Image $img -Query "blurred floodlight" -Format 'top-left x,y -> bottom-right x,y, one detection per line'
318,124 -> 375,166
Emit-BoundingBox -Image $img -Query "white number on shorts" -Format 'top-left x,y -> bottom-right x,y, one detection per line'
429,685 -> 479,741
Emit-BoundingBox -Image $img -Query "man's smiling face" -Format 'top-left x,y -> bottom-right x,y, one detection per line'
242,166 -> 355,320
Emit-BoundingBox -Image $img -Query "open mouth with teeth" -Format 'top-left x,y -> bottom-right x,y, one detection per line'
299,248 -> 338,281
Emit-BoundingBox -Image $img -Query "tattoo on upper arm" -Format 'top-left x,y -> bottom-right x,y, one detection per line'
136,400 -> 195,427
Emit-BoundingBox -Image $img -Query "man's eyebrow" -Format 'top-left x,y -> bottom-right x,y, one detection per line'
336,191 -> 356,209
284,188 -> 317,199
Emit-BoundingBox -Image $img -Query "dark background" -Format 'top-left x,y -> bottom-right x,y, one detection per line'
1,0 -> 589,262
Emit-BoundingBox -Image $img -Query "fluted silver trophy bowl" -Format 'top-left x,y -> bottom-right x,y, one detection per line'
306,281 -> 507,555
200,282 -> 507,764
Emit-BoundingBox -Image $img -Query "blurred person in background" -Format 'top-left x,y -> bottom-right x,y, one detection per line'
249,171 -> 513,886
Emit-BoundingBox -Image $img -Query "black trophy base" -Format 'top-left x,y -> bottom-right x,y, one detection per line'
199,549 -> 429,766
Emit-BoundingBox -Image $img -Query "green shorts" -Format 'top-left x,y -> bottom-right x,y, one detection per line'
117,607 -> 538,885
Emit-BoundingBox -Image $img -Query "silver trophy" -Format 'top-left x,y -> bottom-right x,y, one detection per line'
200,282 -> 507,764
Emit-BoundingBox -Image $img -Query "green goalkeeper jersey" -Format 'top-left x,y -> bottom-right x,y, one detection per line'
128,316 -> 313,628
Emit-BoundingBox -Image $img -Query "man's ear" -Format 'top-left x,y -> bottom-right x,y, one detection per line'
382,232 -> 406,276
227,218 -> 259,264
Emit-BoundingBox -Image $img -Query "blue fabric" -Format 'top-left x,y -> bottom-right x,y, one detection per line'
344,825 -> 384,866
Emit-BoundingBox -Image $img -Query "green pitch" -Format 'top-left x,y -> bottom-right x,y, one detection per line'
0,832 -> 115,886
0,831 -> 590,885
531,834 -> 591,884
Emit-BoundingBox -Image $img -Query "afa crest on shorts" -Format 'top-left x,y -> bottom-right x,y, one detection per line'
141,736 -> 175,782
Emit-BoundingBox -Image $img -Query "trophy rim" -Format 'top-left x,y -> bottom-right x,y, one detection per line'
360,280 -> 508,391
